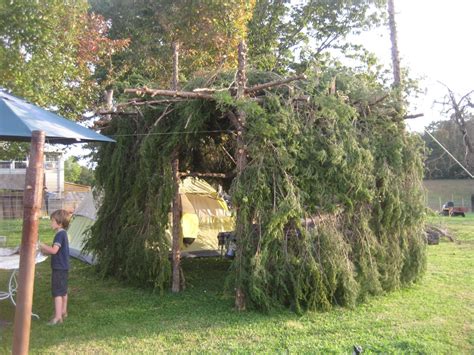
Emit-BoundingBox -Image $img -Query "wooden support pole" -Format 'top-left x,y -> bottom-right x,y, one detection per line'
171,149 -> 182,293
12,130 -> 45,355
234,40 -> 248,311
171,41 -> 183,293
179,172 -> 233,178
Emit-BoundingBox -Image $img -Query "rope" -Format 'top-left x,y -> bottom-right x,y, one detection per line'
424,129 -> 474,178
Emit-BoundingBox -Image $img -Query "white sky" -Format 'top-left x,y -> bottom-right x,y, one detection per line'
361,0 -> 474,131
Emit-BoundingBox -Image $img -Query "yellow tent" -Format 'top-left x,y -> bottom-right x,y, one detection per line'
68,178 -> 234,263
171,177 -> 234,256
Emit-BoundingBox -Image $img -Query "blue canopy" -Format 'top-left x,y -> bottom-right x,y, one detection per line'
0,88 -> 115,144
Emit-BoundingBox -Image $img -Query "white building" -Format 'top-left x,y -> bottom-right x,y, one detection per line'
0,153 -> 65,194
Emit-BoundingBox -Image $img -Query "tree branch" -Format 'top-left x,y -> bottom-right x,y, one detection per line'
244,74 -> 307,94
404,113 -> 424,120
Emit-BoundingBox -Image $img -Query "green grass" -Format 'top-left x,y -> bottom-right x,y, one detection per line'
0,216 -> 473,353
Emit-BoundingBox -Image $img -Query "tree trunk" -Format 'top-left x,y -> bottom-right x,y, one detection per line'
447,89 -> 474,167
388,0 -> 401,88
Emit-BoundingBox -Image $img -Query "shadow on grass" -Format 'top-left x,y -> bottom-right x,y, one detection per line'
1,257 -> 292,352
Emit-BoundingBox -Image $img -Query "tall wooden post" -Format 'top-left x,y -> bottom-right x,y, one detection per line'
234,40 -> 248,311
12,130 -> 45,355
171,42 -> 183,293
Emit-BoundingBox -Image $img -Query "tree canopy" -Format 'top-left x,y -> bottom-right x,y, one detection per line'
0,0 -> 128,159
423,118 -> 474,179
90,0 -> 387,86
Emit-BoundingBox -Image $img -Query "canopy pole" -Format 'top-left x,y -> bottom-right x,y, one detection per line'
13,130 -> 45,355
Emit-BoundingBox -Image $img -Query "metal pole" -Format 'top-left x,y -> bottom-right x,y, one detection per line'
12,130 -> 45,355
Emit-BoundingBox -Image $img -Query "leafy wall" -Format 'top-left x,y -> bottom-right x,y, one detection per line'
86,70 -> 426,312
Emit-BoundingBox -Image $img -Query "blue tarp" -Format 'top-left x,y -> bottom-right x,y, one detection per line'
0,88 -> 114,144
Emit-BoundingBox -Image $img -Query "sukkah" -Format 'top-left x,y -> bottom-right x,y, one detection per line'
85,42 -> 426,313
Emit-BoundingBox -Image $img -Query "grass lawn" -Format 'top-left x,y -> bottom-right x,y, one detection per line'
0,215 -> 473,353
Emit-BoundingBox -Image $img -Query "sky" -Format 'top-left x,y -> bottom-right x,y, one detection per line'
66,0 -> 474,163
360,0 -> 474,132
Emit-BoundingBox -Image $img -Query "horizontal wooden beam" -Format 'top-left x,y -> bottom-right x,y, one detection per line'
124,74 -> 307,102
124,88 -> 214,100
178,171 -> 234,178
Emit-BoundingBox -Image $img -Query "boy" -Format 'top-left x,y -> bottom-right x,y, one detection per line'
40,209 -> 70,325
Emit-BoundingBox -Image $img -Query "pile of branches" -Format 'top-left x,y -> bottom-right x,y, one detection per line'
86,69 -> 427,312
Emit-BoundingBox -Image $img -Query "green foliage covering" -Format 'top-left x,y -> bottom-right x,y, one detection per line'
87,70 -> 426,311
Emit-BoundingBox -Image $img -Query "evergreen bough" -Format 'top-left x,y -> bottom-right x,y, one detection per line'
86,69 -> 426,311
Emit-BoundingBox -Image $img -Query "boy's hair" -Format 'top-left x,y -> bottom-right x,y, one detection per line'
50,209 -> 71,229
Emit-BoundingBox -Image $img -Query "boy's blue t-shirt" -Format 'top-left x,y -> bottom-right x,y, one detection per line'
51,229 -> 69,270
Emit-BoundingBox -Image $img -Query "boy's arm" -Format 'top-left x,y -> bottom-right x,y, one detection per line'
40,243 -> 60,255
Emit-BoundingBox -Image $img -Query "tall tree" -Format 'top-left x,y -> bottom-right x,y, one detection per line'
91,0 -> 386,85
387,0 -> 401,87
440,86 -> 474,168
247,0 -> 387,73
0,0 -> 128,159
90,0 -> 255,85
423,118 -> 474,179
0,0 -> 128,117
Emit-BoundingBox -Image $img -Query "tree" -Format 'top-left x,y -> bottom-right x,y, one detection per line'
0,0 -> 129,160
422,86 -> 474,179
64,156 -> 96,186
387,0 -> 401,87
64,157 -> 82,184
91,0 -> 386,87
90,0 -> 255,86
423,118 -> 474,179
247,0 -> 387,73
437,86 -> 474,169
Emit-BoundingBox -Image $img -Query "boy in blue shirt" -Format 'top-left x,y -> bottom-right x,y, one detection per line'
40,209 -> 70,325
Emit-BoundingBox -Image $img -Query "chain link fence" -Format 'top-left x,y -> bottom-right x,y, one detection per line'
423,179 -> 474,213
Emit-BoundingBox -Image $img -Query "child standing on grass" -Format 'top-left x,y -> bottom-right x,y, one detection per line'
40,209 -> 70,325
